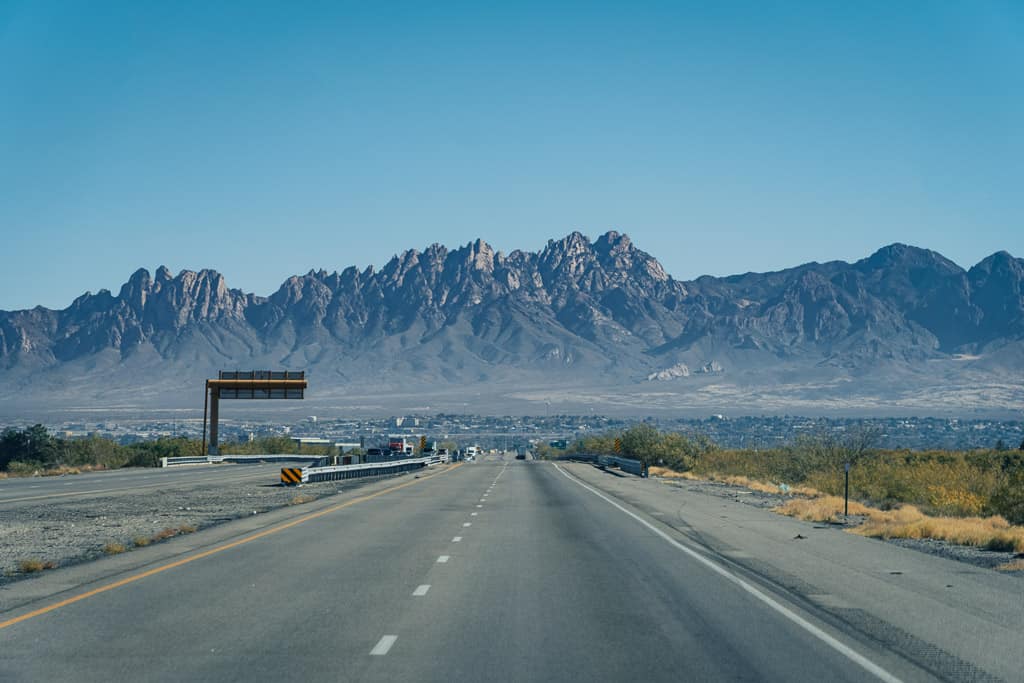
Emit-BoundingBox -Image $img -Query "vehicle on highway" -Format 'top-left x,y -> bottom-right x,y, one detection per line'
515,452 -> 526,460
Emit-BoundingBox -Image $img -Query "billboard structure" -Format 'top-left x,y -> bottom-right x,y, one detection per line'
202,370 -> 308,455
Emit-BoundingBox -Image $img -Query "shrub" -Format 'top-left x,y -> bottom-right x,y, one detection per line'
6,461 -> 41,476
17,558 -> 56,573
103,542 -> 126,555
989,471 -> 1024,525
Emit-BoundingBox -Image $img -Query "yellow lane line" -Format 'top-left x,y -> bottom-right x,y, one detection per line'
0,463 -> 463,631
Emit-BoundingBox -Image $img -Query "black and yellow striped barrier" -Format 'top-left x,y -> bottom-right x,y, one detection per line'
281,467 -> 304,485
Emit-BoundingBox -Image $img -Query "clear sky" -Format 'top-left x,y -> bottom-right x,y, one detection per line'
1,1 -> 1021,310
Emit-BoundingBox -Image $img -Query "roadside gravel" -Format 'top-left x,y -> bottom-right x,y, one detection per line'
0,474 -> 400,584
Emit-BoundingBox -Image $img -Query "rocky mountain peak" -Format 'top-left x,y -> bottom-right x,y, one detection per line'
858,243 -> 963,276
1,235 -> 1022,403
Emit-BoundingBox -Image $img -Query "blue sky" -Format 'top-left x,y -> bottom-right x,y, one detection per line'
1,1 -> 1021,310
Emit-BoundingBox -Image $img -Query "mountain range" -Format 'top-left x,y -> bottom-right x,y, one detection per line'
2,232 -> 1023,417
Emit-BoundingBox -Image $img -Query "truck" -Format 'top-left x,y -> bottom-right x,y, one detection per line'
387,437 -> 415,455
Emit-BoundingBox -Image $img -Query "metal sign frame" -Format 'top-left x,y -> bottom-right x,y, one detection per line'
202,370 -> 308,455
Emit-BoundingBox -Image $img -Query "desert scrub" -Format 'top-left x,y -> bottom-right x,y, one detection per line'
850,506 -> 1024,553
775,496 -> 874,522
103,542 -> 126,555
776,497 -> 1024,552
18,558 -> 57,573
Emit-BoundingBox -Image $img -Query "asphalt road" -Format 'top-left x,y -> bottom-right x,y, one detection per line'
0,458 -> 981,682
0,463 -> 292,510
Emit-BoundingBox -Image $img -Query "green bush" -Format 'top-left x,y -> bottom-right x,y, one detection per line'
990,472 -> 1024,525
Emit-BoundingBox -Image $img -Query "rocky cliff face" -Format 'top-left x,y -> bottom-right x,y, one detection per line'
1,232 -> 1022,403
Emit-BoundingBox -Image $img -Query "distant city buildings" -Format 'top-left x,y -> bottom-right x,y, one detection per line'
14,413 -> 1024,453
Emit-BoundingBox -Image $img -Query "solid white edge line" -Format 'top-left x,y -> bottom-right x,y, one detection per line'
370,635 -> 397,655
413,584 -> 430,596
553,464 -> 903,683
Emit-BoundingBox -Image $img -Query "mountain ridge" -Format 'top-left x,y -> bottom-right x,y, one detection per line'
2,232 -> 1022,415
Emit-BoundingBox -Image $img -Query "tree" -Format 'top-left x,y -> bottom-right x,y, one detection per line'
619,424 -> 661,464
841,425 -> 882,466
0,427 -> 29,470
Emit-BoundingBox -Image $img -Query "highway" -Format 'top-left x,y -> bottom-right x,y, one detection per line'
0,462 -> 291,510
0,457 -> 1016,682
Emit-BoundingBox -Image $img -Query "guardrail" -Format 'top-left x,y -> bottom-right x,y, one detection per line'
552,452 -> 646,477
553,453 -> 598,463
596,454 -> 647,477
159,456 -> 210,467
160,454 -> 328,468
281,457 -> 433,485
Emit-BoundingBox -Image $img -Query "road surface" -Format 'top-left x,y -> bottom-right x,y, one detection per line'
0,458 -> 1015,681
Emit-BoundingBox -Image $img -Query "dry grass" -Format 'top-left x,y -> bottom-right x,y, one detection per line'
41,466 -> 82,476
649,467 -> 822,497
714,474 -> 822,497
649,466 -> 700,479
103,542 -> 126,555
672,469 -> 823,497
775,496 -> 875,522
132,536 -> 152,547
17,558 -> 57,573
995,558 -> 1024,572
289,493 -> 316,505
850,506 -> 1024,553
144,525 -> 197,544
776,497 -> 1024,553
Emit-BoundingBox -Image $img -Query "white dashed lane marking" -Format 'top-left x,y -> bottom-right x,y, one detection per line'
413,585 -> 430,596
452,536 -> 462,542
463,522 -> 472,527
437,555 -> 450,563
370,635 -> 397,656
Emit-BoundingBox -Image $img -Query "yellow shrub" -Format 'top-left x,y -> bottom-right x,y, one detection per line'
775,496 -> 874,522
